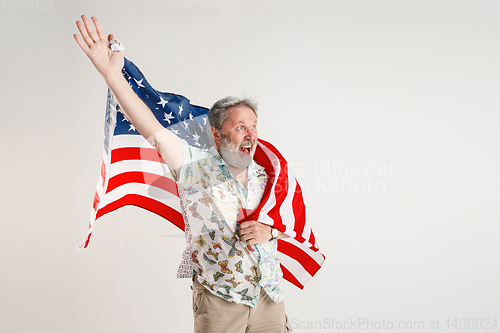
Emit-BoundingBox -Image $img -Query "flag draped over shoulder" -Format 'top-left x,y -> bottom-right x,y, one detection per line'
78,58 -> 325,289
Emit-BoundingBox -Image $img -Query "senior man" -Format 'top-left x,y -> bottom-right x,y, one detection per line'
74,15 -> 292,332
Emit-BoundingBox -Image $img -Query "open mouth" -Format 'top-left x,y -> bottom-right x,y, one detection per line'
239,145 -> 252,154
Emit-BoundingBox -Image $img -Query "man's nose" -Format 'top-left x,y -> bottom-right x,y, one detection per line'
245,128 -> 257,141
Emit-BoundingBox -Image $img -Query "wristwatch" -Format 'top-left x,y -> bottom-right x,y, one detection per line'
269,227 -> 279,241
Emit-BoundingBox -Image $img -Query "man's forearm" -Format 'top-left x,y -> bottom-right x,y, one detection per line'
104,72 -> 184,172
104,72 -> 164,139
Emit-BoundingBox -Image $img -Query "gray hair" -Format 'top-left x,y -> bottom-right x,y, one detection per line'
207,96 -> 258,133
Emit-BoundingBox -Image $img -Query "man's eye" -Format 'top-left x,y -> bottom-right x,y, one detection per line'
237,126 -> 244,130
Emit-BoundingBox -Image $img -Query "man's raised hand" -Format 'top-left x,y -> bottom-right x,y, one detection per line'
73,15 -> 124,79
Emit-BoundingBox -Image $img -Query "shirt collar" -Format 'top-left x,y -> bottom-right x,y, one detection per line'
208,146 -> 226,166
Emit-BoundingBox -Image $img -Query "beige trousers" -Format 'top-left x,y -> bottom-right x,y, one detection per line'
192,279 -> 292,333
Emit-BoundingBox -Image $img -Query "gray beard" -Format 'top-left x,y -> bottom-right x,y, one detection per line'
219,137 -> 254,169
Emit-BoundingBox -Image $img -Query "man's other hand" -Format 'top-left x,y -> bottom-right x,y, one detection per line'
239,221 -> 272,245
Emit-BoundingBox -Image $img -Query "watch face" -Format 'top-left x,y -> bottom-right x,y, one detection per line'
272,228 -> 279,238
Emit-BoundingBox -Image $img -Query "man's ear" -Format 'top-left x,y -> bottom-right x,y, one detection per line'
211,126 -> 221,144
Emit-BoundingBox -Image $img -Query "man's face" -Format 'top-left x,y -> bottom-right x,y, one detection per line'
215,105 -> 258,169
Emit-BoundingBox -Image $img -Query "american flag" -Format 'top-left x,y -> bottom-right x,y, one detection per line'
78,58 -> 325,289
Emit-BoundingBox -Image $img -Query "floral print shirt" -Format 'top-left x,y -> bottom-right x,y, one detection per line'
174,141 -> 284,307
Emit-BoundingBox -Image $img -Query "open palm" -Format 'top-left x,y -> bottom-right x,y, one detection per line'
73,15 -> 124,78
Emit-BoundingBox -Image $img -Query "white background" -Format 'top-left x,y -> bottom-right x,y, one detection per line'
1,0 -> 499,332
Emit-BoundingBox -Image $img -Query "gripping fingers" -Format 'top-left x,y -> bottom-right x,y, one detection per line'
240,221 -> 259,244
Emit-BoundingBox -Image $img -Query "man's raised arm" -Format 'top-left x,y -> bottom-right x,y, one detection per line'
73,15 -> 183,175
